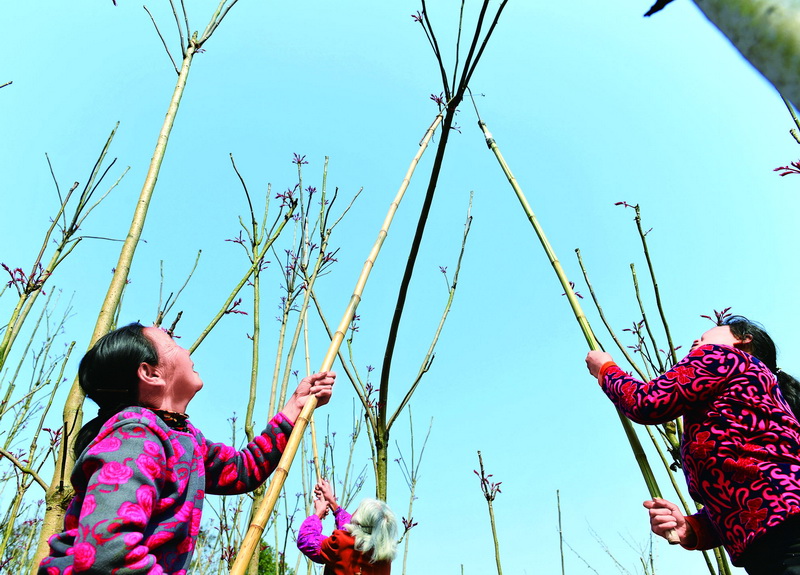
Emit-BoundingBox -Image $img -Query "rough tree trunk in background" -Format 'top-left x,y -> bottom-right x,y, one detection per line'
692,0 -> 800,105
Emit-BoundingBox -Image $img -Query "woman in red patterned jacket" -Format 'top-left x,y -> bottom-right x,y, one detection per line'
297,479 -> 397,574
39,322 -> 335,574
586,316 -> 800,575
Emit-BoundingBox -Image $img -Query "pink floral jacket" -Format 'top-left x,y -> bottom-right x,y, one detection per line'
600,344 -> 800,565
39,406 -> 292,575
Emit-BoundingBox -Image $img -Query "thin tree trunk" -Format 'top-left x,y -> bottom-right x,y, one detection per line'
32,43 -> 198,572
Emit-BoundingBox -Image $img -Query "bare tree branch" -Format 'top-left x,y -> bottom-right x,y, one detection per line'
0,446 -> 48,491
144,5 -> 180,74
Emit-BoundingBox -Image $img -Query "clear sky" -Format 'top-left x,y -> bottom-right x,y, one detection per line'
3,1 -> 800,574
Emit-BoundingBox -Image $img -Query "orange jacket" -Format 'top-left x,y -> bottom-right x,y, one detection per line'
319,529 -> 391,575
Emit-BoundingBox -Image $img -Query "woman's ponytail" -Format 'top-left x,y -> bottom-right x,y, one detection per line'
72,323 -> 158,458
724,316 -> 800,419
776,370 -> 800,420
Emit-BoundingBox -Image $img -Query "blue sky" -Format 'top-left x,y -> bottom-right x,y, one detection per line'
3,1 -> 800,573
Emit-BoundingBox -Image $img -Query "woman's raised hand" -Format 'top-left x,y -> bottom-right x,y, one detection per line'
281,371 -> 336,423
313,493 -> 329,518
643,498 -> 695,546
315,478 -> 339,510
585,350 -> 613,378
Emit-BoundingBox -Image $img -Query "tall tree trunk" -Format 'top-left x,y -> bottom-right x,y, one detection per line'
32,43 -> 198,572
693,0 -> 800,105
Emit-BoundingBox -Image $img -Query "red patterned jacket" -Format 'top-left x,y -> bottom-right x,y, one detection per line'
39,406 -> 292,574
599,344 -> 800,565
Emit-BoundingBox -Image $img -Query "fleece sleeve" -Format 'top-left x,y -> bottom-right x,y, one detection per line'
333,507 -> 352,530
201,412 -> 294,495
296,515 -> 327,563
599,344 -> 744,424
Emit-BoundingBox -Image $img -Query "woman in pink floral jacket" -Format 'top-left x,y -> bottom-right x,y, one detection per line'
39,323 -> 335,575
586,316 -> 800,575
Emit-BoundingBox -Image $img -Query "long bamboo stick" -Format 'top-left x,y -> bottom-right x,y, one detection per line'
475,119 -> 679,545
306,286 -> 323,484
228,113 -> 444,574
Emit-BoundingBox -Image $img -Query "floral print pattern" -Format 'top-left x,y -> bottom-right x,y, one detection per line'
39,406 -> 292,574
600,344 -> 800,565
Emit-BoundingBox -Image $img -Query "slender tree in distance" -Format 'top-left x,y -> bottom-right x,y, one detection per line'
34,2 -> 254,568
375,0 -> 508,501
227,111 -> 445,574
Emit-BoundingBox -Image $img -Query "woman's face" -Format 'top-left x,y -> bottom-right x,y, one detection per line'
691,325 -> 742,352
143,327 -> 204,407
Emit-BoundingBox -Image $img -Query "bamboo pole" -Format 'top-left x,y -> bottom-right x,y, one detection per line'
475,118 -> 679,545
228,113 -> 444,574
305,280 -> 322,484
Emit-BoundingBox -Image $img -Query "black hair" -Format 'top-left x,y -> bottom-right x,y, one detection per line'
723,315 -> 800,419
72,323 -> 158,458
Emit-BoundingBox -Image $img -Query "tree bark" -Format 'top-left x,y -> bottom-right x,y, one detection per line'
693,0 -> 800,105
